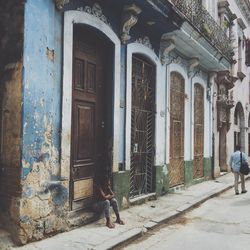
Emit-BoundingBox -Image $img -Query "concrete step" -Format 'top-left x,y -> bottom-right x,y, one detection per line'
0,228 -> 14,250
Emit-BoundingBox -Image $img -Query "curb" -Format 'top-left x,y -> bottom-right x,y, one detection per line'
99,178 -> 250,250
95,228 -> 143,250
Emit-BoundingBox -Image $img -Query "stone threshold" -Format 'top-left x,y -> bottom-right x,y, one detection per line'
129,193 -> 156,206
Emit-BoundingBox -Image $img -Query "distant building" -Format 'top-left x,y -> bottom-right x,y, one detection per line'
213,0 -> 250,176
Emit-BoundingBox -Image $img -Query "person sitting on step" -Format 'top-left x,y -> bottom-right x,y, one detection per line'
94,175 -> 125,228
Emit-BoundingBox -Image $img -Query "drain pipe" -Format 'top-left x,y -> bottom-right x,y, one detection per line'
189,59 -> 200,162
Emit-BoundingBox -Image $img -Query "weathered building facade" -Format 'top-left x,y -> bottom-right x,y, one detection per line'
213,0 -> 250,176
0,0 -> 238,245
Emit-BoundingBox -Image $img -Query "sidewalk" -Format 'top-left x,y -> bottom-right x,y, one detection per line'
0,173 -> 247,250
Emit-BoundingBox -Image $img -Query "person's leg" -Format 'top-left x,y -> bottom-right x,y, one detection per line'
99,200 -> 115,228
110,198 -> 124,225
240,173 -> 247,193
234,172 -> 239,194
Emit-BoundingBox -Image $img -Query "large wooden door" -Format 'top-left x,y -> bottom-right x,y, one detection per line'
71,27 -> 107,210
169,72 -> 185,187
193,83 -> 204,179
130,55 -> 155,197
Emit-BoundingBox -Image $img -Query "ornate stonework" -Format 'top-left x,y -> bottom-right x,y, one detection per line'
160,38 -> 176,65
54,0 -> 69,10
171,55 -> 182,65
188,58 -> 199,77
216,71 -> 237,131
235,0 -> 250,25
135,36 -> 153,50
121,4 -> 141,44
76,3 -> 110,26
54,0 -> 111,28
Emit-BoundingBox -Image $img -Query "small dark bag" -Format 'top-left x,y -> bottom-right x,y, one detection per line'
240,152 -> 250,175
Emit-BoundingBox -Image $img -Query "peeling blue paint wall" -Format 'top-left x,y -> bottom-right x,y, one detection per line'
22,0 -> 62,179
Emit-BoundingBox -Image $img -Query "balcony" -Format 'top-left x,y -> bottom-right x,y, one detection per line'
170,0 -> 234,61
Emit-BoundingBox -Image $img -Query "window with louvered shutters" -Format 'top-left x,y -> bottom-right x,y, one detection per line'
246,39 -> 250,66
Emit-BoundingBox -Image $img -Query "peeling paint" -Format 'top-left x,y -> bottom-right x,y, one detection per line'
40,98 -> 45,107
162,164 -> 168,176
46,47 -> 54,62
122,196 -> 129,208
22,160 -> 30,169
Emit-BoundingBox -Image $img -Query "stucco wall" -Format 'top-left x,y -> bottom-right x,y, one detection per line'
18,0 -> 65,244
227,0 -> 250,164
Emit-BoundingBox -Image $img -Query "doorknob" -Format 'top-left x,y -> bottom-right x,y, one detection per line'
101,121 -> 105,128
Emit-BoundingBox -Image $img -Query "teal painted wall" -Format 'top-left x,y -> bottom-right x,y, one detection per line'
112,171 -> 130,210
184,160 -> 194,185
204,157 -> 212,178
155,165 -> 169,196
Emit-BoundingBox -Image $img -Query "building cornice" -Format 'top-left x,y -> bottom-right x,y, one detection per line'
234,0 -> 250,25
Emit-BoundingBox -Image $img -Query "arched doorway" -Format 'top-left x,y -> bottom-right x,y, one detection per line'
70,25 -> 114,210
234,102 -> 245,152
169,72 -> 185,187
130,54 -> 156,197
193,83 -> 204,179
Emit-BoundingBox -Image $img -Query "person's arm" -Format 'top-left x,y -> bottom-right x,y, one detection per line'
229,155 -> 233,170
107,185 -> 115,198
98,186 -> 114,200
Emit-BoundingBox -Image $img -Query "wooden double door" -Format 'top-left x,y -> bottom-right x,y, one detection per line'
70,26 -> 112,210
169,72 -> 185,187
193,83 -> 204,179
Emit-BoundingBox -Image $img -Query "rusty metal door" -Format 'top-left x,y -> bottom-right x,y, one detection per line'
130,55 -> 155,197
193,83 -> 204,179
70,26 -> 106,210
169,72 -> 185,187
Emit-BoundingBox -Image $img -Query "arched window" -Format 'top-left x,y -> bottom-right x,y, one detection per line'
234,110 -> 239,125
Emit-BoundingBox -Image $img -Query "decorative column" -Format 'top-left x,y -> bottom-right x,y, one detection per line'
216,71 -> 237,171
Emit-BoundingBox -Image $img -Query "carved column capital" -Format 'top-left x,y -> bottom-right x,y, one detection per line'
208,71 -> 217,86
216,70 -> 237,90
216,70 -> 237,131
55,0 -> 69,10
188,58 -> 199,77
121,4 -> 141,44
218,0 -> 229,15
160,37 -> 176,65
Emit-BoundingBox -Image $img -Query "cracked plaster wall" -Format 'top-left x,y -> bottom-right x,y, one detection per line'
15,0 -> 65,245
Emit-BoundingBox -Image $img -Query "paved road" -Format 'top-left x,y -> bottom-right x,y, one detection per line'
124,180 -> 250,250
